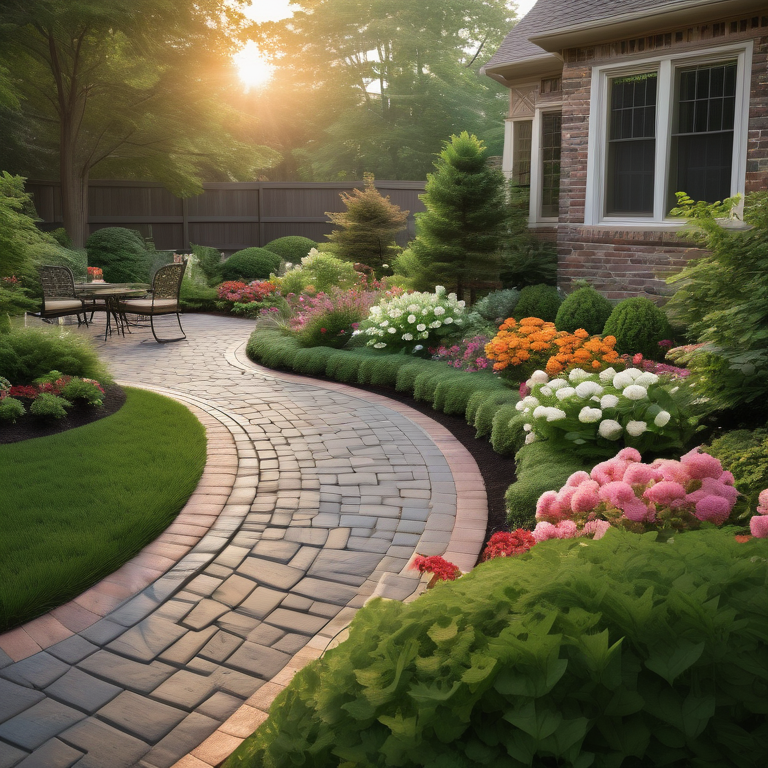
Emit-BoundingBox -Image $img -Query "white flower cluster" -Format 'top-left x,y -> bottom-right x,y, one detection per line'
358,287 -> 466,351
516,366 -> 682,452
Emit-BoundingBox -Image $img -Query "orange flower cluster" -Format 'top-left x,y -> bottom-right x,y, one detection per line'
485,317 -> 622,379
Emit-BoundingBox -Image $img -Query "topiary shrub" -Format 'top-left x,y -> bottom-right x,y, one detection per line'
603,296 -> 674,360
490,404 -> 524,456
245,329 -> 301,370
470,390 -> 521,438
395,361 -> 436,394
221,248 -> 281,282
0,396 -> 25,423
325,352 -> 366,383
292,347 -> 339,376
555,284 -> 614,335
473,289 -> 520,324
280,250 -> 360,294
86,227 -> 151,283
433,372 -> 505,417
513,283 -> 562,322
30,393 -> 70,419
263,236 -> 317,265
357,354 -> 415,388
225,527 -> 768,768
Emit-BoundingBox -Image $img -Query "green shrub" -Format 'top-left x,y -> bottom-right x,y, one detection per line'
473,288 -> 520,324
292,346 -> 338,376
705,427 -> 768,521
603,296 -> 674,360
50,227 -> 72,248
433,372 -> 505,416
30,393 -> 70,419
263,236 -> 316,265
0,327 -> 110,384
412,368 -> 453,404
555,284 -> 614,335
470,390 -> 520,437
0,397 -> 24,423
395,360 -> 436,394
505,441 -> 592,529
179,280 -> 218,312
27,242 -> 87,284
280,251 -> 360,294
490,404 -> 523,455
245,329 -> 301,371
513,283 -> 562,322
325,352 -> 368,383
190,243 -> 222,283
357,354 -> 415,387
226,527 -> 768,768
61,378 -> 104,406
221,248 -> 281,282
86,227 -> 151,284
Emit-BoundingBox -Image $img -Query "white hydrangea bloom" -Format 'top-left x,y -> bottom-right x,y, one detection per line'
388,327 -> 396,334
555,387 -> 577,401
444,317 -> 454,324
416,323 -> 426,332
626,420 -> 648,436
522,396 -> 540,409
626,368 -> 644,381
538,386 -> 553,397
352,330 -> 361,336
578,406 -> 603,423
414,345 -> 424,351
420,331 -> 429,339
457,300 -> 466,308
433,306 -> 446,316
599,367 -> 617,383
373,342 -> 387,349
569,368 -> 592,383
545,407 -> 567,422
575,381 -> 604,399
429,321 -> 441,329
379,320 -> 389,327
633,372 -> 659,387
612,371 -> 634,390
525,432 -> 537,445
600,394 -> 619,409
515,400 -> 526,412
529,370 -> 549,384
533,405 -> 547,419
623,384 -> 648,401
654,410 -> 671,427
523,423 -> 532,432
407,314 -> 417,323
598,419 -> 623,439
370,306 -> 382,316
402,333 -> 414,341
435,286 -> 446,295
389,308 -> 403,319
407,305 -> 419,313
548,379 -> 569,390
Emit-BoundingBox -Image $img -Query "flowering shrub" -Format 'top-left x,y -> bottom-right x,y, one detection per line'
357,286 -> 466,352
431,335 -> 491,372
621,352 -> 690,378
1,373 -> 105,406
750,490 -> 768,537
484,318 -> 622,383
518,367 -> 698,457
0,376 -> 9,395
216,280 -> 276,304
410,555 -> 460,582
480,529 -> 536,561
86,266 -> 103,280
533,447 -> 739,541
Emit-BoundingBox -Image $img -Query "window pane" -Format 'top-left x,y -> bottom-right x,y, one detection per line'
512,120 -> 532,187
541,112 -> 561,218
606,72 -> 656,215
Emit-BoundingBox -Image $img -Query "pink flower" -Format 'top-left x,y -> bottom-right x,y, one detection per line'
566,471 -> 591,488
591,459 -> 629,485
624,463 -> 663,486
599,481 -> 635,508
623,498 -> 654,522
757,488 -> 768,515
532,521 -> 558,542
571,481 -> 601,513
582,519 -> 611,540
643,480 -> 688,506
720,470 -> 735,486
694,495 -> 732,525
555,520 -> 579,539
616,447 -> 642,463
652,459 -> 691,485
555,486 -> 578,517
680,447 -> 724,480
535,491 -> 559,521
750,515 -> 768,538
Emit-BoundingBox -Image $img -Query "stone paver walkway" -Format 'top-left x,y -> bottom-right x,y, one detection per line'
0,315 -> 487,768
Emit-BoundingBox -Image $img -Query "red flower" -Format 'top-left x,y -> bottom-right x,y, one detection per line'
410,555 -> 461,581
480,529 -> 536,562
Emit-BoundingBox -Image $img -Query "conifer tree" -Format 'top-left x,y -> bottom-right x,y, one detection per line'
407,132 -> 507,298
325,174 -> 408,273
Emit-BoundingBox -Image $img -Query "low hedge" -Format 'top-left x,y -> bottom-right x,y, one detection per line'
225,527 -> 768,768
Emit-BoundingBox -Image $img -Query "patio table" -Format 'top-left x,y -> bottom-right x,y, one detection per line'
74,283 -> 150,341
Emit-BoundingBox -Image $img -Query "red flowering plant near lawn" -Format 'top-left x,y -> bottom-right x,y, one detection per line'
411,555 -> 461,582
480,529 -> 537,562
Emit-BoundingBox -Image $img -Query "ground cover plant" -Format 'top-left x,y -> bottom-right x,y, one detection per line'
0,387 -> 206,630
225,527 -> 768,768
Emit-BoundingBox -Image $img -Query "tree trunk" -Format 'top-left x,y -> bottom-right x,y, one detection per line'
59,130 -> 89,248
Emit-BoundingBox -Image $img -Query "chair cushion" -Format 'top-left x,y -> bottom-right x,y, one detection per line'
44,299 -> 83,312
119,299 -> 178,313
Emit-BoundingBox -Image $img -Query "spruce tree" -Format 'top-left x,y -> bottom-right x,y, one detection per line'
408,132 -> 507,298
325,173 -> 408,273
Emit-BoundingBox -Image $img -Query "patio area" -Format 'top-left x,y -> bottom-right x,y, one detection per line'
0,314 -> 486,768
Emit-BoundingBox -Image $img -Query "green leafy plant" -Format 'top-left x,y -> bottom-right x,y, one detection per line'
669,191 -> 741,220
513,283 -> 562,322
86,228 -> 151,283
29,392 -> 70,419
226,527 -> 768,768
189,243 -> 223,284
0,397 -> 25,423
262,236 -> 316,265
555,283 -> 614,335
220,248 -> 281,282
279,249 -> 360,294
603,296 -> 673,360
61,378 -> 104,406
473,288 -> 520,324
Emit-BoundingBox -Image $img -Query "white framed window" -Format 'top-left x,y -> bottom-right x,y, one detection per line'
585,41 -> 753,226
528,107 -> 563,223
502,118 -> 533,188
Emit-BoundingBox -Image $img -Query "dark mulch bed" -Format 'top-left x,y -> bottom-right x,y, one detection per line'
0,384 -> 127,445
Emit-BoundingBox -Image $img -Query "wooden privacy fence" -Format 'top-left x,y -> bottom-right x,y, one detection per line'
27,179 -> 427,254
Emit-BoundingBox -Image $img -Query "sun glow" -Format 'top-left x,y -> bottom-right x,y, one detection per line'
234,42 -> 275,89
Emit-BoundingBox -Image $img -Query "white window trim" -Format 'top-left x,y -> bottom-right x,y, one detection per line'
531,104 -> 563,224
502,117 -> 533,177
584,40 -> 753,227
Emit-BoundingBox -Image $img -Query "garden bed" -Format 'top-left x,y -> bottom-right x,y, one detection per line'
0,383 -> 126,444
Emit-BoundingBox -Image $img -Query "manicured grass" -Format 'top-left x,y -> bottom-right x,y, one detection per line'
0,387 -> 206,631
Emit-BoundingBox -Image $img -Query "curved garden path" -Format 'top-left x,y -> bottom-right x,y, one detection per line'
0,315 -> 487,768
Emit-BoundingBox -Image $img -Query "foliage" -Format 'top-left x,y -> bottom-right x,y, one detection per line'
325,174 -> 408,273
431,336 -> 491,372
513,283 -> 562,322
468,389 -> 520,438
534,447 -> 738,544
602,297 -> 674,360
358,286 -> 466,352
227,527 -> 768,768
473,289 -> 520,324
279,249 -> 360,294
357,353 -> 419,388
0,388 -> 205,630
179,280 -> 219,312
0,396 -> 24,423
0,327 -> 110,384
292,346 -> 339,376
490,404 -> 525,456
85,228 -> 151,283
263,236 -> 316,265
190,243 -> 222,283
432,371 -> 504,416
484,318 -> 621,383
245,329 -> 301,370
50,227 -> 72,248
665,192 -> 768,410
0,276 -> 38,326
706,427 -> 768,521
668,191 -> 741,220
60,378 -> 104,406
404,133 -> 507,296
621,351 -> 689,379
480,529 -> 536,561
27,241 -> 88,285
555,284 -> 614,335
521,367 -> 701,459
29,392 -> 69,419
220,248 -> 281,282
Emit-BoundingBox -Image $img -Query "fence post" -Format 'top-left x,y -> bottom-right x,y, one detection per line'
256,184 -> 263,247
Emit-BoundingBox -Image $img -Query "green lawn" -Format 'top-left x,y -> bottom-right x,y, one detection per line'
0,387 -> 207,631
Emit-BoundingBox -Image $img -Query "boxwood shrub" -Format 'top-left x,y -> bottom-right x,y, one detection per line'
225,528 -> 768,768
85,227 -> 151,284
470,390 -> 521,438
603,296 -> 673,360
263,236 -> 316,263
221,248 -> 281,282
555,284 -> 614,335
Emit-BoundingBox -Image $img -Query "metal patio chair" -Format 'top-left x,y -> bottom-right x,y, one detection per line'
36,265 -> 89,325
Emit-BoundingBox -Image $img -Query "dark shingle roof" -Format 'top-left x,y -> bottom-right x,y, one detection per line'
483,0 -> 714,71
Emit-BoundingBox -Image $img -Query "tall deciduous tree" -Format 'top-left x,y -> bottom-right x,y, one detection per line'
247,0 -> 515,181
407,132 -> 507,298
0,0 -> 278,246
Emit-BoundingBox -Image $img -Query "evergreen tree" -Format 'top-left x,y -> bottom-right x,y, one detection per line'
325,174 -> 408,273
408,132 -> 506,298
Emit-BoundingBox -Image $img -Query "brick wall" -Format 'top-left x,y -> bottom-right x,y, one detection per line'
555,18 -> 768,300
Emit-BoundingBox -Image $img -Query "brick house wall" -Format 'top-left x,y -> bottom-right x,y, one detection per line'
556,16 -> 768,300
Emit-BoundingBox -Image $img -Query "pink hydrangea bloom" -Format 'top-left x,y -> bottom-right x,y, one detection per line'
624,462 -> 663,486
694,495 -> 732,525
651,459 -> 691,485
532,521 -> 558,542
555,520 -> 579,539
616,447 -> 642,463
687,478 -> 740,506
555,485 -> 578,514
535,491 -> 559,521
750,515 -> 768,538
566,471 -> 591,488
571,481 -> 601,513
680,447 -> 724,480
599,481 -> 636,508
622,498 -> 654,522
643,480 -> 687,506
582,519 -> 611,540
719,471 -> 735,486
757,488 -> 768,515
591,459 -> 629,485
